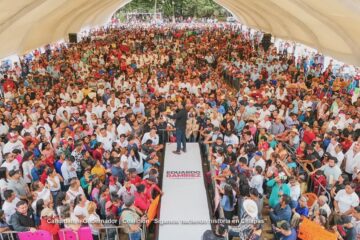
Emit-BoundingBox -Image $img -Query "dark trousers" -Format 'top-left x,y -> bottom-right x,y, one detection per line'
175,128 -> 186,152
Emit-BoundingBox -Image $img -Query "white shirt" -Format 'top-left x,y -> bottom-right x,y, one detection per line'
248,157 -> 266,173
120,155 -> 128,169
326,142 -> 338,157
117,184 -> 137,200
94,105 -> 107,118
290,184 -> 301,202
88,213 -> 101,235
319,203 -> 332,218
334,189 -> 359,214
333,151 -> 345,167
47,175 -> 61,191
224,134 -> 239,146
3,197 -> 20,224
249,174 -> 264,194
22,160 -> 34,183
141,132 -> 160,146
117,123 -> 132,136
127,152 -> 146,174
3,140 -> 24,155
32,188 -> 51,211
0,178 -> 8,199
97,134 -> 114,151
74,203 -> 89,218
1,160 -> 19,172
345,149 -> 360,174
66,187 -> 85,202
116,139 -> 129,148
61,161 -> 77,185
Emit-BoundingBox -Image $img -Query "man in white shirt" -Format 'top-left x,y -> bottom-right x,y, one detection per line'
117,117 -> 132,136
94,100 -> 107,118
2,133 -> 24,155
1,152 -> 19,171
249,166 -> 264,195
141,128 -> 160,146
132,100 -> 145,116
248,151 -> 266,173
289,177 -> 301,202
2,189 -> 20,224
107,92 -> 121,108
61,158 -> 77,187
56,100 -> 71,120
345,143 -> 360,180
96,128 -> 114,151
326,136 -> 338,157
333,144 -> 345,167
223,132 -> 239,148
317,157 -> 342,189
334,183 -> 359,215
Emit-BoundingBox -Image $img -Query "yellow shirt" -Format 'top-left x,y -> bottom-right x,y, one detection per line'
82,88 -> 92,97
91,165 -> 106,182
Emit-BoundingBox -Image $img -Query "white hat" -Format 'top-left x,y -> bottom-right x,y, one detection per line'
41,207 -> 55,218
291,128 -> 299,134
243,199 -> 258,218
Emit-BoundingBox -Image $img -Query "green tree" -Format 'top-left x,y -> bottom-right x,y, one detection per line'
115,0 -> 230,19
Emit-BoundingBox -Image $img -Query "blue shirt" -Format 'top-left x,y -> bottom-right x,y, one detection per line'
31,167 -> 40,181
295,205 -> 309,217
279,228 -> 297,240
269,204 -> 292,223
221,195 -> 235,211
54,160 -> 63,174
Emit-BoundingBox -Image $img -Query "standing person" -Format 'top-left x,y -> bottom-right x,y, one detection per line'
167,101 -> 188,154
7,169 -> 30,201
46,168 -> 63,200
266,174 -> 291,208
2,189 -> 20,224
220,185 -> 235,221
9,200 -> 36,232
120,195 -> 146,240
61,157 -> 77,190
87,201 -> 103,240
228,199 -> 258,240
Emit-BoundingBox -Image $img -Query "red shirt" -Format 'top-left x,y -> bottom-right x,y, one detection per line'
141,180 -> 161,200
303,130 -> 316,145
129,175 -> 142,186
39,218 -> 60,240
3,79 -> 15,92
92,149 -> 104,161
134,192 -> 151,212
341,139 -> 353,153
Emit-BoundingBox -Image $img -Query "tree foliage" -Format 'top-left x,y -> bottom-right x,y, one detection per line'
115,0 -> 230,19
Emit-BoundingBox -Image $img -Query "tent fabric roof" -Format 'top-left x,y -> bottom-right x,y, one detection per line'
0,0 -> 360,66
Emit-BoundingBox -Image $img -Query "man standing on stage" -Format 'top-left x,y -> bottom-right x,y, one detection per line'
168,101 -> 188,154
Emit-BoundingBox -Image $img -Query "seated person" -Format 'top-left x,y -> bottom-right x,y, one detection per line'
274,222 -> 297,240
269,194 -> 292,225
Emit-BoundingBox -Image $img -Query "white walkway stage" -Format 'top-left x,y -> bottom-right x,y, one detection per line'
158,143 -> 211,240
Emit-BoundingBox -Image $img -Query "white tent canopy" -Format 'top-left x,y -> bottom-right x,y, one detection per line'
0,0 -> 360,66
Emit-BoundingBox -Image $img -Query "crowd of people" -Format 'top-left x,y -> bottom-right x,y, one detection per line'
0,21 -> 359,240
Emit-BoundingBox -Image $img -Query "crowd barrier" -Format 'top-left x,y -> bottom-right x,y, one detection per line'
283,143 -> 332,205
200,142 -> 229,240
0,225 -> 148,240
0,231 -> 17,240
